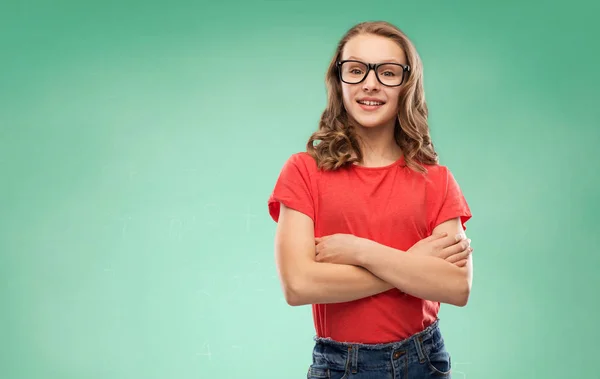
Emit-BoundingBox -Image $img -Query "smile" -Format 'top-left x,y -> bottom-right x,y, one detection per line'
357,100 -> 385,106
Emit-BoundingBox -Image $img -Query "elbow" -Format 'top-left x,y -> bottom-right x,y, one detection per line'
454,290 -> 470,307
282,278 -> 309,306
285,294 -> 305,307
452,279 -> 471,307
283,286 -> 304,306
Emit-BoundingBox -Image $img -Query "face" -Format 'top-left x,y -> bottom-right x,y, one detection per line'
339,33 -> 407,129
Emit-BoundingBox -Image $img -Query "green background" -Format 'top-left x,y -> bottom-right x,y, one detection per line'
1,0 -> 599,378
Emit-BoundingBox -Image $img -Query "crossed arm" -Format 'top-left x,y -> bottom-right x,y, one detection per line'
274,203 -> 473,307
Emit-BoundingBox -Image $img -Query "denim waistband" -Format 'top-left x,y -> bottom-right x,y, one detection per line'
311,319 -> 445,372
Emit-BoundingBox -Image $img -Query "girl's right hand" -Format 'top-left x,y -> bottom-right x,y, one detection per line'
407,232 -> 472,267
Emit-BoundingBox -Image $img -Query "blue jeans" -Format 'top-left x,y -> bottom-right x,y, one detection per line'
307,319 -> 452,379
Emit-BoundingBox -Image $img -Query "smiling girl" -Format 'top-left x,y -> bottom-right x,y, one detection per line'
268,21 -> 473,378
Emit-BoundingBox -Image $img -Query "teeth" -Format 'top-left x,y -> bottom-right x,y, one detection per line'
359,100 -> 384,106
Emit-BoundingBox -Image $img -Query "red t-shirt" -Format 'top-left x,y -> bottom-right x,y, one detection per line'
268,152 -> 472,343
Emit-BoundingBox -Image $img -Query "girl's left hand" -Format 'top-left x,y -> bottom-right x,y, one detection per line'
315,233 -> 366,266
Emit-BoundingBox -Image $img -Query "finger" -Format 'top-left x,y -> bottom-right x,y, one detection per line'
445,232 -> 467,245
315,236 -> 328,244
440,238 -> 471,259
445,247 -> 473,263
454,259 -> 467,267
448,247 -> 472,264
430,233 -> 464,251
453,232 -> 467,241
443,244 -> 471,262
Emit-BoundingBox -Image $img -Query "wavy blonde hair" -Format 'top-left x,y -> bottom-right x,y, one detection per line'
306,21 -> 438,174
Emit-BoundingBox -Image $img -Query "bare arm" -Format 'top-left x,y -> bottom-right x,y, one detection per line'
356,217 -> 473,307
274,203 -> 393,306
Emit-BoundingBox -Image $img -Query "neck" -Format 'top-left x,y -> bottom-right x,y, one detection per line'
353,121 -> 402,167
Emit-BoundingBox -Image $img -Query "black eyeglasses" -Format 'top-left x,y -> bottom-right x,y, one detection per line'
336,60 -> 410,87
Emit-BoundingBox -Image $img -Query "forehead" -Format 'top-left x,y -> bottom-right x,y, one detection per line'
341,33 -> 406,64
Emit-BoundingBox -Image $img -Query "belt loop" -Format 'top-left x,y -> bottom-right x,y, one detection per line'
348,345 -> 358,373
414,336 -> 426,363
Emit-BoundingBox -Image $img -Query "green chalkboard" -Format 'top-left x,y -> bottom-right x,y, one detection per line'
1,1 -> 599,378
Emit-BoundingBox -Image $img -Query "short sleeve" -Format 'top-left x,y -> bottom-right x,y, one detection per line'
429,166 -> 472,231
267,153 -> 316,222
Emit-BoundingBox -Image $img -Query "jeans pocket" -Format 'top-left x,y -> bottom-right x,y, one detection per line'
307,365 -> 348,379
307,366 -> 329,379
425,344 -> 451,376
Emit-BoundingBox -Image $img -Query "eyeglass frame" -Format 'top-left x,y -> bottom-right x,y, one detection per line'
336,60 -> 411,87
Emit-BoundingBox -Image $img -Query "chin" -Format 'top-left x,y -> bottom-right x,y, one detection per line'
354,119 -> 381,128
352,113 -> 396,129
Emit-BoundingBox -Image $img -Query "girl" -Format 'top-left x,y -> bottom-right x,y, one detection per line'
268,21 -> 473,378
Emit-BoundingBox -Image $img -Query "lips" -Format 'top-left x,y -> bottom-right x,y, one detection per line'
357,99 -> 385,106
356,98 -> 386,111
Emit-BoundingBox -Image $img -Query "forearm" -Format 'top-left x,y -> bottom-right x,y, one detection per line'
285,261 -> 394,306
357,241 -> 470,306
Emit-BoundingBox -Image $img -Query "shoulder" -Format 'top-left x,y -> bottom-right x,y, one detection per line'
416,162 -> 451,184
418,162 -> 465,195
288,151 -> 318,169
422,162 -> 449,177
280,151 -> 319,176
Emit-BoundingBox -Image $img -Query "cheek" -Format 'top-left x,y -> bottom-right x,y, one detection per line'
385,90 -> 401,113
341,86 -> 354,110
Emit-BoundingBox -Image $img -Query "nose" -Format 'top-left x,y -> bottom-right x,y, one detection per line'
362,69 -> 380,91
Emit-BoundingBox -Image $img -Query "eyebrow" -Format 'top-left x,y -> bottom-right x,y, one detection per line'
345,55 -> 403,64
